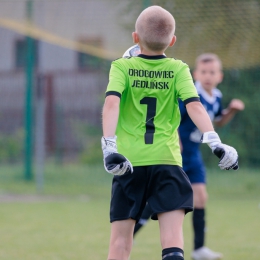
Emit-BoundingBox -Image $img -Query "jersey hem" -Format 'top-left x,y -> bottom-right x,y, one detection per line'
152,206 -> 193,217
131,160 -> 182,167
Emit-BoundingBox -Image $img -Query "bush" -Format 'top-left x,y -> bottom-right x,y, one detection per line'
0,129 -> 24,162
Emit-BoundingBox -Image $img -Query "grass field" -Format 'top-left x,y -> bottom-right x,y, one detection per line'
0,163 -> 259,260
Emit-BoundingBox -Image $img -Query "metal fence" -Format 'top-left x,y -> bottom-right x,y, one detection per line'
0,70 -> 107,164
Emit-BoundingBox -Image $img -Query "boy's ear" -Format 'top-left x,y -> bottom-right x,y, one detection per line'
169,36 -> 177,47
132,32 -> 139,44
218,71 -> 224,83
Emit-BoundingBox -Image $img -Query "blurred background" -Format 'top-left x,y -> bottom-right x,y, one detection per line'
0,1 -> 259,259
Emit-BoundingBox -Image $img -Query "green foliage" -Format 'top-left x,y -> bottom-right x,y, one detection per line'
79,138 -> 103,164
0,129 -> 24,163
71,122 -> 103,164
79,125 -> 103,164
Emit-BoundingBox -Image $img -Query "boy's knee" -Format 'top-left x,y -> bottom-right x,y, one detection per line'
192,185 -> 208,207
110,237 -> 132,255
194,193 -> 207,208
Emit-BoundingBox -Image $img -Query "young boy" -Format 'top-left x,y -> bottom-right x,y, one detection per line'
125,48 -> 244,260
179,53 -> 244,260
101,6 -> 238,260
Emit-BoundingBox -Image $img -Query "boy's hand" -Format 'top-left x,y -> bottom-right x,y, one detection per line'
201,131 -> 239,170
228,99 -> 245,112
101,136 -> 133,176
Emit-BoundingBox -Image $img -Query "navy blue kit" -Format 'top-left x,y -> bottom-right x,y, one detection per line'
179,81 -> 223,183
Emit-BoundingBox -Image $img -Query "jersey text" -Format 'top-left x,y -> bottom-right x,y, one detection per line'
129,69 -> 174,78
132,80 -> 169,89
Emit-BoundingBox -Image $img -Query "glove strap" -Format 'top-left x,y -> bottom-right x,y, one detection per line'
101,136 -> 117,157
201,131 -> 221,144
201,131 -> 221,150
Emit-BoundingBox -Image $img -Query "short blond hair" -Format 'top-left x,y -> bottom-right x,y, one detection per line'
135,6 -> 175,52
195,53 -> 222,69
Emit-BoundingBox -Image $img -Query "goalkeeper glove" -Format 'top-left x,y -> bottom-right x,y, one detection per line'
201,131 -> 239,170
101,136 -> 133,176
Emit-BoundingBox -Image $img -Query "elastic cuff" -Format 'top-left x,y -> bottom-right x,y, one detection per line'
105,91 -> 121,98
183,97 -> 200,105
103,136 -> 117,140
201,131 -> 220,143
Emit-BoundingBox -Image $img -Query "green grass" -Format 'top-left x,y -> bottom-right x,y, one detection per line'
0,163 -> 259,259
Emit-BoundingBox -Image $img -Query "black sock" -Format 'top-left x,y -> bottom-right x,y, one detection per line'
162,247 -> 184,260
133,203 -> 152,236
193,208 -> 205,250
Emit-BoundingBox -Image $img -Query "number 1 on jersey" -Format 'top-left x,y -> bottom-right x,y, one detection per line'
140,97 -> 157,144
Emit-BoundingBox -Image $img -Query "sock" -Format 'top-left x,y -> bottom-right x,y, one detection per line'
193,208 -> 205,250
133,203 -> 152,236
162,247 -> 184,260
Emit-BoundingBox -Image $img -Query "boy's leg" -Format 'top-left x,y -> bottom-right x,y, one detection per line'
108,166 -> 148,259
147,165 -> 193,259
192,183 -> 207,249
158,210 -> 185,260
108,219 -> 135,260
133,203 -> 152,236
184,161 -> 208,250
191,183 -> 222,259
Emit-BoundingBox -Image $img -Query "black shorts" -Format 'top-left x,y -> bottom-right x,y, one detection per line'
110,165 -> 193,222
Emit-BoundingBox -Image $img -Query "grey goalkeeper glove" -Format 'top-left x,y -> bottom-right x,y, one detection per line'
201,131 -> 239,170
101,136 -> 133,176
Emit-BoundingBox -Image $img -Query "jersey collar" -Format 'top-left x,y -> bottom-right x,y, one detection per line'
138,54 -> 166,59
195,81 -> 217,104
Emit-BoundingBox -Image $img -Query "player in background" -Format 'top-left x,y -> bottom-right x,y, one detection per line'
179,53 -> 244,260
125,47 -> 244,260
102,6 -> 238,260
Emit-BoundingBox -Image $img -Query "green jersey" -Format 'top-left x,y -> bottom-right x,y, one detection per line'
106,55 -> 199,167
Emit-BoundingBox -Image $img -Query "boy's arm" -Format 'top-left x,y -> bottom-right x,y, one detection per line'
186,101 -> 239,170
215,99 -> 245,127
102,95 -> 120,137
101,95 -> 133,176
186,101 -> 214,132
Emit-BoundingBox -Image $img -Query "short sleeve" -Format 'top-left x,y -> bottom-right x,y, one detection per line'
178,98 -> 187,118
176,63 -> 199,101
106,60 -> 126,96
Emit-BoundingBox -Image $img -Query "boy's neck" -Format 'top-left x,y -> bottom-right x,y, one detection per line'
140,47 -> 165,56
205,89 -> 214,96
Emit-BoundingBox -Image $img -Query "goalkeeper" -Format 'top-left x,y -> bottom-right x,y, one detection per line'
101,6 -> 239,260
128,50 -> 244,260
